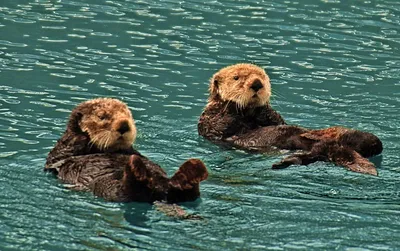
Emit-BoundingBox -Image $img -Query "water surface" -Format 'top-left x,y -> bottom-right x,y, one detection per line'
1,0 -> 400,250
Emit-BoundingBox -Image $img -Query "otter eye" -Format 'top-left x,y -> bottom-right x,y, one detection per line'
233,76 -> 239,80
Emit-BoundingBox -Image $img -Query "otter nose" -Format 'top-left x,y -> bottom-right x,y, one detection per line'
117,121 -> 131,135
250,80 -> 263,92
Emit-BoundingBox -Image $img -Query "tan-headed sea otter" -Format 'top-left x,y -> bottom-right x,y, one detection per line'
198,63 -> 383,175
45,98 -> 208,204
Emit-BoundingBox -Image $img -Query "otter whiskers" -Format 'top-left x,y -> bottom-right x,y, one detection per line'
90,130 -> 112,151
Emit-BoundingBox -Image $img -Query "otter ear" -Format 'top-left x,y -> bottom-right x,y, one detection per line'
67,109 -> 84,133
209,74 -> 220,98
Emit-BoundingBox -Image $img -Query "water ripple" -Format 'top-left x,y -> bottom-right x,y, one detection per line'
0,0 -> 399,250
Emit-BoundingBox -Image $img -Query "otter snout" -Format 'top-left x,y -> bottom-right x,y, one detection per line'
117,120 -> 131,135
250,79 -> 263,92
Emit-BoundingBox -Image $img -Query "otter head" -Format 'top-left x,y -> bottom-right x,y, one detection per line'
209,63 -> 271,108
68,98 -> 137,152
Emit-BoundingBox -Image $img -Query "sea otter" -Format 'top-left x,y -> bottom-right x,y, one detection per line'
198,63 -> 383,175
45,98 -> 208,203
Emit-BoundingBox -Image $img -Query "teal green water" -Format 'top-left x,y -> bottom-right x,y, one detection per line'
1,0 -> 400,250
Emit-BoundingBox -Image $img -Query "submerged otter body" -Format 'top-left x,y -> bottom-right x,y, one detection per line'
46,98 -> 208,203
49,153 -> 208,203
198,63 -> 383,175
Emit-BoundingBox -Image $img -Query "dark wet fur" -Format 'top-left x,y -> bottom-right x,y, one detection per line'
45,133 -> 137,172
47,154 -> 208,203
198,101 -> 286,141
198,100 -> 383,175
45,99 -> 208,203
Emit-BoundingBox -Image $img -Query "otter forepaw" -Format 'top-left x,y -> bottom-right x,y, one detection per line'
127,155 -> 149,181
169,159 -> 208,190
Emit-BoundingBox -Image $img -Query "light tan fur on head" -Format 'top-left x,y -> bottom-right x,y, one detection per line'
68,98 -> 137,151
209,63 -> 272,109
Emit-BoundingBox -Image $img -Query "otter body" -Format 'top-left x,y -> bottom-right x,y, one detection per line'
48,154 -> 207,203
198,101 -> 286,142
198,63 -> 383,175
46,98 -> 208,203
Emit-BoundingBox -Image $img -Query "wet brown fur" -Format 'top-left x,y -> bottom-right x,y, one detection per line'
48,154 -> 208,203
45,98 -> 208,203
198,63 -> 383,175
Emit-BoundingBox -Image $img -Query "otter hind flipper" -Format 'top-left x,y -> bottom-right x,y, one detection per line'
272,141 -> 378,176
327,147 -> 378,176
154,201 -> 204,220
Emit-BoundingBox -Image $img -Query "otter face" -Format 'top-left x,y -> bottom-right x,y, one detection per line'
71,98 -> 137,151
209,63 -> 272,108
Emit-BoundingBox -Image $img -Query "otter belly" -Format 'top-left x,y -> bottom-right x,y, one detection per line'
225,125 -> 310,152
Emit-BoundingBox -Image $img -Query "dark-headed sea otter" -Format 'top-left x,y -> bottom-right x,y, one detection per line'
45,98 -> 208,204
198,63 -> 383,175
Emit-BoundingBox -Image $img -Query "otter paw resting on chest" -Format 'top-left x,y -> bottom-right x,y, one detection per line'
198,63 -> 286,141
198,63 -> 383,175
45,98 -> 208,203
